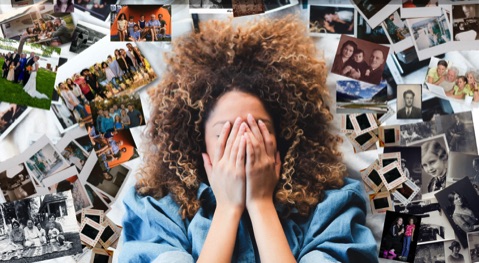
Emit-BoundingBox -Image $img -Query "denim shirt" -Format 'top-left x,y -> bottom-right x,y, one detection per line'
120,178 -> 377,263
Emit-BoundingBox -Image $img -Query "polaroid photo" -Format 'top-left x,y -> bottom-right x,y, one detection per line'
350,113 -> 378,135
81,208 -> 105,225
400,121 -> 437,146
407,10 -> 454,61
11,0 -> 34,6
447,152 -> 479,190
80,217 -> 105,247
369,191 -> 394,214
435,111 -> 477,154
22,135 -> 70,186
336,80 -> 388,114
98,217 -> 121,249
86,160 -> 131,200
356,12 -> 389,44
401,0 -> 442,18
381,9 -> 414,53
92,129 -> 139,170
384,146 -> 422,198
435,176 -> 479,248
75,0 -> 118,21
90,248 -> 113,263
309,4 -> 356,37
232,0 -> 265,17
94,187 -> 113,204
467,231 -> 479,262
340,114 -> 355,133
444,239 -> 472,263
0,162 -> 37,202
350,0 -> 398,29
396,84 -> 422,119
380,161 -> 407,191
346,130 -> 378,152
70,20 -> 108,54
331,35 -> 391,85
0,103 -> 31,142
379,152 -> 401,168
48,173 -> 93,214
451,4 -> 479,48
378,125 -> 401,147
60,140 -> 90,172
0,190 -> 82,262
421,97 -> 454,122
378,210 -> 422,262
361,160 -> 384,192
84,184 -> 110,214
415,242 -> 446,262
50,101 -> 79,134
110,5 -> 171,42
392,179 -> 421,205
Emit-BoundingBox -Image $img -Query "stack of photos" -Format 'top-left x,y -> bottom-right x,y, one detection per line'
309,4 -> 356,37
0,191 -> 82,263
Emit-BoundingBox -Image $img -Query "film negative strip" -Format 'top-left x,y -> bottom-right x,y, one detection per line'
232,0 -> 265,17
391,179 -> 421,206
80,217 -> 105,247
346,131 -> 378,153
379,161 -> 408,191
350,113 -> 378,135
98,217 -> 122,250
361,160 -> 384,193
379,152 -> 401,168
378,125 -> 401,147
81,209 -> 105,225
369,191 -> 394,214
340,114 -> 356,134
90,248 -> 113,263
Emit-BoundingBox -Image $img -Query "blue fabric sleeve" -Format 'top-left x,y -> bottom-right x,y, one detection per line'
119,187 -> 194,263
297,179 -> 378,263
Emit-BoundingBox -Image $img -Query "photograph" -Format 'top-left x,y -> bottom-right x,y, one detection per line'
0,191 -> 82,262
408,10 -> 453,61
452,4 -> 479,42
60,141 -> 89,172
421,97 -> 454,122
50,101 -> 78,134
356,13 -> 389,44
309,5 -> 355,36
396,84 -> 422,119
83,184 -> 109,213
447,152 -> 479,192
0,103 -> 30,141
435,177 -> 479,248
0,37 -> 61,110
88,128 -> 138,170
0,163 -> 37,202
401,0 -> 442,18
110,5 -> 171,42
48,174 -> 92,214
69,21 -> 108,54
444,239 -> 470,263
54,0 -> 74,13
232,0 -> 266,17
415,242 -> 445,263
335,79 -> 389,114
400,121 -> 437,146
0,2 -> 75,47
11,0 -> 35,6
74,0 -> 118,21
468,231 -> 479,262
378,210 -> 421,262
381,10 -> 414,53
189,0 -> 297,13
331,35 -> 390,85
350,0 -> 397,29
86,160 -> 130,199
384,146 -> 422,197
435,112 -> 477,154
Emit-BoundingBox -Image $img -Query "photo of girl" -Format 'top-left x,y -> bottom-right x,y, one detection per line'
420,139 -> 449,193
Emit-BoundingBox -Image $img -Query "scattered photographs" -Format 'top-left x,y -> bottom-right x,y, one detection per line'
0,191 -> 82,262
189,0 -> 297,13
0,37 -> 61,110
70,21 -> 108,54
48,174 -> 92,214
309,5 -> 356,36
335,80 -> 388,114
346,130 -> 378,153
468,231 -> 479,262
356,13 -> 389,44
447,152 -> 479,190
0,103 -> 30,141
369,191 -> 394,214
90,248 -> 113,263
435,177 -> 479,247
75,0 -> 118,21
400,119 -> 436,146
421,97 -> 453,122
361,160 -> 384,193
396,84 -> 422,119
401,0 -> 442,18
86,160 -> 131,200
90,128 -> 138,169
452,4 -> 479,44
0,3 -> 75,47
50,101 -> 78,134
378,211 -> 421,262
331,35 -> 390,85
407,10 -> 453,61
110,5 -> 171,42
350,0 -> 397,29
444,239 -> 471,263
0,163 -> 37,202
378,125 -> 401,147
80,217 -> 105,247
435,111 -> 477,154
380,161 -> 407,191
350,113 -> 378,135
381,9 -> 414,53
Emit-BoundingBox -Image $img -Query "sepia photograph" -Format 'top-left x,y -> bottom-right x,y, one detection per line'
396,84 -> 422,119
0,163 -> 37,202
467,231 -> 479,262
309,5 -> 355,36
447,152 -> 479,192
414,242 -> 446,263
452,4 -> 479,43
435,111 -> 477,154
400,121 -> 437,146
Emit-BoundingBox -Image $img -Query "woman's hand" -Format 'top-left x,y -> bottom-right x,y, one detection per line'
244,114 -> 281,210
202,117 -> 247,212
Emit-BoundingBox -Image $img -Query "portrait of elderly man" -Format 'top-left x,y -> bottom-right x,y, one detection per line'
361,49 -> 386,84
439,67 -> 459,92
397,89 -> 422,119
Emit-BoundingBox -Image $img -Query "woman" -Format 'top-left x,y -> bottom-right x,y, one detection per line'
127,16 -> 136,38
114,115 -> 123,131
66,78 -> 85,103
138,14 -> 146,30
448,191 -> 479,233
101,110 -> 114,134
23,56 -> 49,99
117,13 -> 128,42
120,109 -> 130,128
54,0 -> 74,13
331,40 -> 357,75
36,222 -> 47,244
447,76 -> 472,100
426,59 -> 447,85
466,71 -> 479,102
9,220 -> 25,248
17,54 -> 26,83
59,82 -> 91,122
2,52 -> 11,78
120,16 -> 376,262
101,62 -> 119,90
422,141 -> 448,192
74,73 -> 95,101
447,240 -> 465,263
381,217 -> 404,260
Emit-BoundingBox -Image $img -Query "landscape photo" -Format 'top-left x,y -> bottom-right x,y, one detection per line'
336,80 -> 388,114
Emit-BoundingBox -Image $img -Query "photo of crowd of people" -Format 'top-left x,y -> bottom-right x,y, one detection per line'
110,5 -> 170,42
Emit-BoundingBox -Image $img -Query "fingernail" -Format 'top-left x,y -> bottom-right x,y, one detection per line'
224,121 -> 230,128
247,113 -> 253,121
235,116 -> 241,123
258,120 -> 264,126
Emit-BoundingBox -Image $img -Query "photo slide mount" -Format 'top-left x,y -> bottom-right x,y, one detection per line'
378,125 -> 401,147
379,161 -> 407,191
340,114 -> 356,134
350,112 -> 378,135
391,178 -> 421,206
361,160 -> 384,193
346,130 -> 378,153
81,208 -> 105,225
379,152 -> 401,168
98,216 -> 122,249
369,191 -> 394,214
80,217 -> 105,247
89,248 -> 113,263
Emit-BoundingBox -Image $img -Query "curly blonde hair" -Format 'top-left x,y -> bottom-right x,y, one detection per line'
136,15 -> 346,219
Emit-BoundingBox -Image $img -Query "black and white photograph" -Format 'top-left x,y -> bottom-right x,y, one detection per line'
381,10 -> 414,53
336,80 -> 388,114
444,239 -> 470,263
0,103 -> 30,141
468,231 -> 479,262
452,4 -> 479,45
396,84 -> 422,119
369,191 -> 394,214
407,10 -> 453,61
86,161 -> 130,200
0,191 -> 82,262
0,163 -> 37,202
400,121 -> 437,146
48,174 -> 92,214
69,21 -> 108,54
356,14 -> 389,44
447,152 -> 479,192
380,161 -> 408,191
435,112 -> 477,154
378,210 -> 421,262
350,0 -> 397,29
421,97 -> 454,122
309,5 -> 356,37
408,134 -> 449,195
384,146 -> 422,195
331,35 -> 390,85
346,130 -> 378,153
401,0 -> 442,18
74,0 -> 117,21
378,125 -> 401,147
51,102 -> 78,134
415,242 -> 445,263
435,177 -> 479,248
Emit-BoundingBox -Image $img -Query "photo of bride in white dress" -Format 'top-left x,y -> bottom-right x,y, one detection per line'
23,56 -> 49,100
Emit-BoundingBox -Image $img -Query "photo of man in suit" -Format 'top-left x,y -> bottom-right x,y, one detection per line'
397,89 -> 421,119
